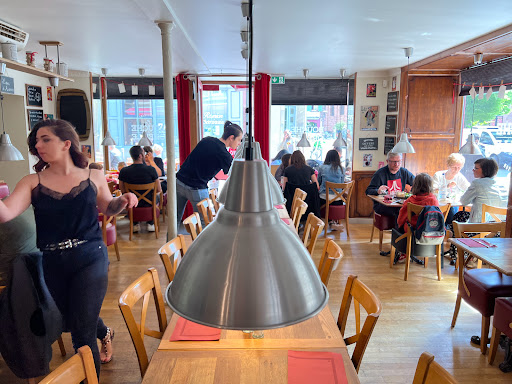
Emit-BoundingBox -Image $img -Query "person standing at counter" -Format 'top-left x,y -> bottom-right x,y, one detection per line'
176,121 -> 243,227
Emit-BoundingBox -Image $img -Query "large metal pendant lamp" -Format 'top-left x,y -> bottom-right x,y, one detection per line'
167,0 -> 327,330
458,95 -> 482,155
100,130 -> 116,146
0,93 -> 24,161
333,131 -> 347,148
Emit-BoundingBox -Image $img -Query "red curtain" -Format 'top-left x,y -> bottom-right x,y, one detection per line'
176,73 -> 193,218
254,73 -> 271,163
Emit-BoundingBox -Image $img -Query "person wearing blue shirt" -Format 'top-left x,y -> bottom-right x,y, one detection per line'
318,149 -> 345,196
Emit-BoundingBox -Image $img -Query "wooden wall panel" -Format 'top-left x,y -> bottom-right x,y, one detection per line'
403,138 -> 454,176
350,171 -> 374,218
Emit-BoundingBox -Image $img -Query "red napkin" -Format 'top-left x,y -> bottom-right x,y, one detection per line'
274,204 -> 285,209
459,238 -> 486,248
281,218 -> 292,225
288,351 -> 348,384
170,317 -> 221,341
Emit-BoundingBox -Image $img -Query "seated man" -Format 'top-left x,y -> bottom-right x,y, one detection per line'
366,151 -> 415,226
119,146 -> 161,233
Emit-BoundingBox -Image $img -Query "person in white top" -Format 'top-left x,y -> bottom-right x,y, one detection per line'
432,153 -> 470,195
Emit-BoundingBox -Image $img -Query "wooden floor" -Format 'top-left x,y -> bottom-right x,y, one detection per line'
1,218 -> 510,383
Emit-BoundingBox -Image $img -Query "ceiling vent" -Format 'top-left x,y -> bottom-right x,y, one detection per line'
0,20 -> 29,50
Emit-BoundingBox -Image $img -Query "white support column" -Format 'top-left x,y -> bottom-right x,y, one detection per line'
157,21 -> 177,240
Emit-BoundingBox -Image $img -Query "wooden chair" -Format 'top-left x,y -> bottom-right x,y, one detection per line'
390,203 -> 451,281
451,221 -> 510,354
302,212 -> 325,256
119,267 -> 167,378
107,181 -> 118,194
158,235 -> 187,283
124,181 -> 160,240
158,192 -> 167,223
197,198 -> 216,226
370,211 -> 395,251
290,188 -> 307,217
412,352 -> 458,384
489,297 -> 512,365
318,239 -> 343,286
183,212 -> 203,240
481,203 -> 506,223
291,200 -> 308,231
99,213 -> 120,261
209,188 -> 220,212
270,164 -> 279,177
320,181 -> 354,237
38,346 -> 98,384
337,275 -> 382,373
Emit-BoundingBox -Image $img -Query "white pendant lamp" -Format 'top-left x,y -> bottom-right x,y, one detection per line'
297,132 -> 311,147
0,94 -> 24,161
138,130 -> 152,146
459,133 -> 482,155
101,130 -> 116,146
391,133 -> 415,154
333,131 -> 347,148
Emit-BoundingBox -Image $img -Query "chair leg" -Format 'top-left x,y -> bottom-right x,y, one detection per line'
57,335 -> 66,356
488,327 -> 500,364
390,246 -> 396,269
378,230 -> 384,251
424,257 -> 428,268
114,241 -> 120,261
436,246 -> 442,281
481,316 -> 490,355
451,294 -> 462,327
370,224 -> 375,243
404,238 -> 412,281
345,216 -> 350,237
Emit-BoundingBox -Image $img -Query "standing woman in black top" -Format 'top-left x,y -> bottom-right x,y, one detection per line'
176,121 -> 243,227
282,150 -> 319,191
0,119 -> 138,378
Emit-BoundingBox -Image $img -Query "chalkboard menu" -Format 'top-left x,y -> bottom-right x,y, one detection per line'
387,91 -> 399,112
26,84 -> 43,107
359,137 -> 378,151
1,76 -> 14,94
27,109 -> 44,130
385,115 -> 397,134
384,136 -> 396,155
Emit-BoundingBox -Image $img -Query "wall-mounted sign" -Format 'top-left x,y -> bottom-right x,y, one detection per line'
360,106 -> 379,130
1,76 -> 14,94
385,115 -> 397,135
271,76 -> 285,84
27,109 -> 44,130
359,137 -> 378,151
387,91 -> 399,112
384,136 -> 396,155
26,84 -> 43,107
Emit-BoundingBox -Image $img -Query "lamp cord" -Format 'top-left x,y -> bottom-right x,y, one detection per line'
0,94 -> 5,134
245,0 -> 253,160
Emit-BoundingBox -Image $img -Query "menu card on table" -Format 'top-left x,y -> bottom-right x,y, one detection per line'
288,350 -> 348,384
170,316 -> 221,341
459,238 -> 497,248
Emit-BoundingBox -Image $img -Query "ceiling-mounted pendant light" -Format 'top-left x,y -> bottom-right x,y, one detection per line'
101,130 -> 116,146
473,53 -> 483,65
137,68 -> 153,146
167,0 -> 327,331
392,133 -> 415,154
459,96 -> 482,155
333,131 -> 347,148
297,132 -> 311,147
0,94 -> 24,161
99,67 -> 116,146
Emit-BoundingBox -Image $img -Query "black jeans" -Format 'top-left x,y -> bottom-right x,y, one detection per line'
42,240 -> 108,378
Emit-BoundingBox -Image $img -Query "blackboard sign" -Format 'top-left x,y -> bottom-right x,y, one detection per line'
26,84 -> 43,107
359,137 -> 378,151
387,91 -> 399,112
384,136 -> 396,155
385,115 -> 397,135
1,76 -> 14,94
27,109 -> 44,130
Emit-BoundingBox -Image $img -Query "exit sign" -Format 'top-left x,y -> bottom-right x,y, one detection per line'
271,76 -> 285,84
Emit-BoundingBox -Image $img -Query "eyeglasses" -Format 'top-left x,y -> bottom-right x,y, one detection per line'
388,160 -> 401,164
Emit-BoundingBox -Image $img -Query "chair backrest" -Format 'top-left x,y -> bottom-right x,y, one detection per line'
183,212 -> 203,240
318,239 -> 343,285
270,164 -> 279,176
325,181 -> 354,207
113,190 -> 122,197
107,181 -> 117,194
337,275 -> 382,373
290,188 -> 307,216
124,181 -> 159,207
407,203 -> 451,223
197,198 -> 216,226
481,203 -> 507,223
118,267 -> 167,377
209,189 -> 220,212
291,200 -> 308,231
38,345 -> 98,384
158,235 -> 187,283
452,221 -> 506,239
302,212 -> 325,255
412,352 -> 458,384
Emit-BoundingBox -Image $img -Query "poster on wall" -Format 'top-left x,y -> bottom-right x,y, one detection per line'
44,113 -> 54,120
81,145 -> 92,159
384,136 -> 396,155
385,115 -> 397,135
360,106 -> 379,130
363,154 -> 373,167
47,86 -> 53,101
366,83 -> 376,97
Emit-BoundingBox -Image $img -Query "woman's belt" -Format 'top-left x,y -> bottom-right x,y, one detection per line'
41,239 -> 88,251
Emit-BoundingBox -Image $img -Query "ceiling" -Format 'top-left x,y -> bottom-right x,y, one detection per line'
1,0 -> 512,78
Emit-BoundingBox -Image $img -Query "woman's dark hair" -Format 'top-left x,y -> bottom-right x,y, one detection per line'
281,153 -> 291,169
143,146 -> 153,154
221,121 -> 243,140
323,149 -> 342,172
272,149 -> 289,162
412,173 -> 433,195
290,150 -> 306,169
28,119 -> 88,172
474,158 -> 498,178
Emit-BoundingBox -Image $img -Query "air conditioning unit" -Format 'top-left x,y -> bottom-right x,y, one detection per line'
0,20 -> 29,50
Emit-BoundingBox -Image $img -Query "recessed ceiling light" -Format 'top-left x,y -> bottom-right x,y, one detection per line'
365,17 -> 380,22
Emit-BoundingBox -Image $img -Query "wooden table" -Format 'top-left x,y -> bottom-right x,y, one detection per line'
276,205 -> 296,232
142,306 -> 360,383
367,194 -> 403,207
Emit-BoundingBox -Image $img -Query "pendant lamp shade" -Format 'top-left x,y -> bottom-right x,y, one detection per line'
297,132 -> 311,147
101,130 -> 116,146
167,159 -> 328,330
138,131 -> 152,146
0,133 -> 25,161
333,132 -> 347,148
391,133 -> 415,154
459,133 -> 482,155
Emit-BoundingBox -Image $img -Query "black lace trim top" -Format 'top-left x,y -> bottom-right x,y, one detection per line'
31,173 -> 102,249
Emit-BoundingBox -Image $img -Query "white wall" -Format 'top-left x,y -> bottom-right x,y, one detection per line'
352,69 -> 401,172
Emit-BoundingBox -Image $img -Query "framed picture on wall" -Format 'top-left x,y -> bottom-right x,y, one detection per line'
360,106 -> 379,130
366,83 -> 376,97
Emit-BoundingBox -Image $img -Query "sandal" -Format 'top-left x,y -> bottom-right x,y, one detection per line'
100,327 -> 114,364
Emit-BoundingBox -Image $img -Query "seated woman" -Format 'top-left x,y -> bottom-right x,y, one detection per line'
318,149 -> 345,206
144,146 -> 167,193
274,153 -> 291,184
270,149 -> 289,166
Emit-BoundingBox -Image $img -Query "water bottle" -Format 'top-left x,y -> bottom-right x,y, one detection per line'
439,173 -> 447,200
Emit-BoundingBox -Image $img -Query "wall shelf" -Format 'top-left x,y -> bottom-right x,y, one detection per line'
0,57 -> 73,82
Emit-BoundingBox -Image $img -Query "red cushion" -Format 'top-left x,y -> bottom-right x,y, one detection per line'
132,207 -> 160,222
374,212 -> 394,231
105,224 -> 116,246
462,269 -> 512,317
320,205 -> 346,220
493,298 -> 512,338
0,184 -> 10,199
